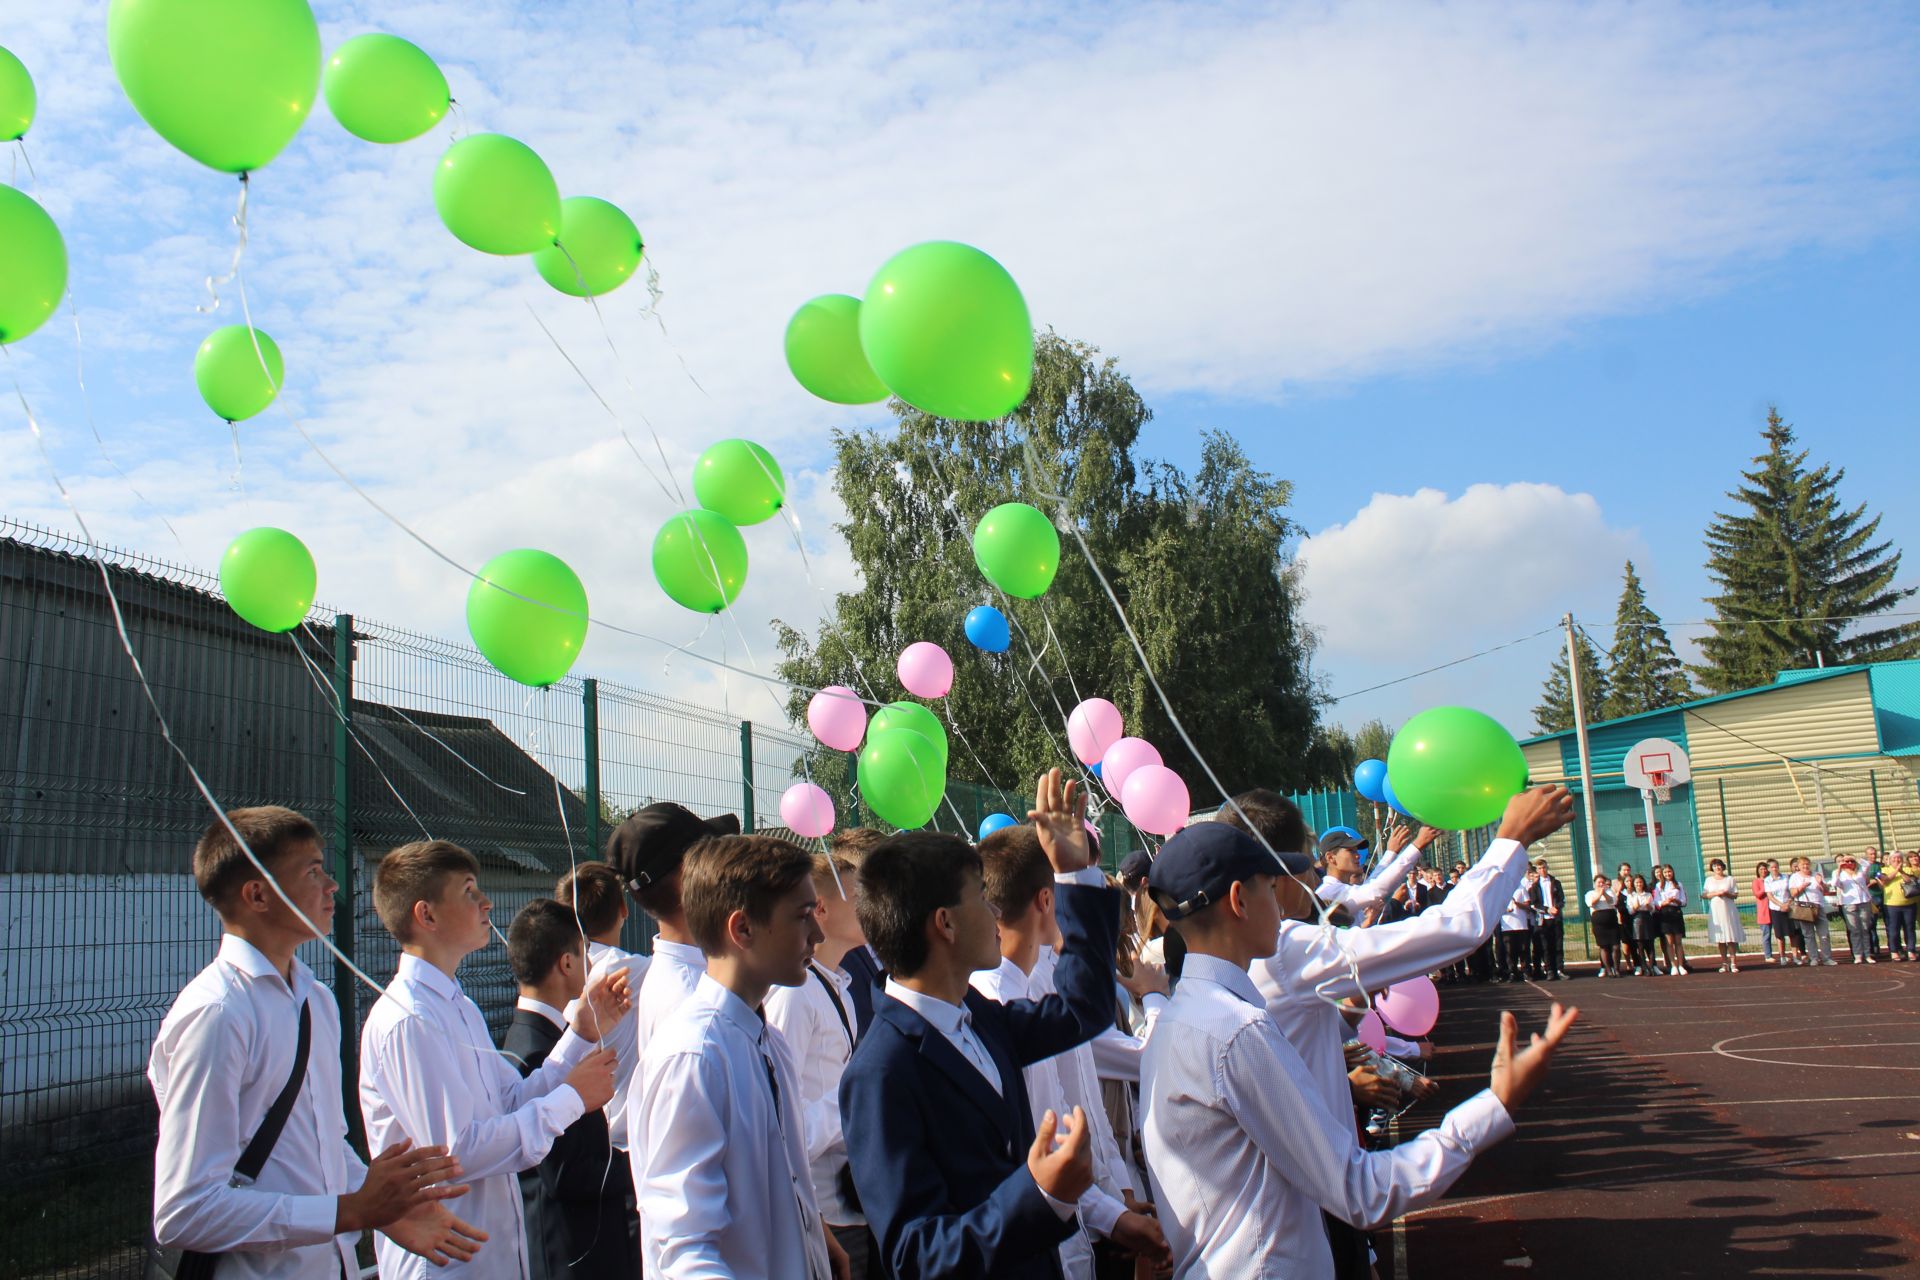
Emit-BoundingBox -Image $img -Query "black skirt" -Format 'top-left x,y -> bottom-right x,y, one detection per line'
1658,904 -> 1687,938
1591,908 -> 1621,947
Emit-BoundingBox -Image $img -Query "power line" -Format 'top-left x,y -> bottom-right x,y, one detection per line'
1325,626 -> 1562,702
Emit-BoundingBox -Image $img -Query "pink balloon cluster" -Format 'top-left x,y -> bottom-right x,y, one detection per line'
1067,697 -> 1122,764
1065,696 -> 1191,838
1355,1009 -> 1388,1053
1374,976 -> 1440,1037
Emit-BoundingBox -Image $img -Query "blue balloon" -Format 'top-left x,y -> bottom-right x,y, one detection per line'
978,812 -> 1018,840
1353,758 -> 1388,804
965,605 -> 1011,653
1090,761 -> 1103,779
1381,774 -> 1413,818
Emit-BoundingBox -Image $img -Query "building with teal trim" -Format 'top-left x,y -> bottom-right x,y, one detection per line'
1518,658 -> 1920,913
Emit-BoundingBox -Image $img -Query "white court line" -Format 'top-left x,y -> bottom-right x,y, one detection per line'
1523,1094 -> 1917,1117
1402,1149 -> 1920,1221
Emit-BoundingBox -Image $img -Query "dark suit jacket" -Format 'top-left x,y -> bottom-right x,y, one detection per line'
502,1009 -> 639,1280
839,881 -> 1121,1280
1531,875 -> 1567,919
839,943 -> 885,1038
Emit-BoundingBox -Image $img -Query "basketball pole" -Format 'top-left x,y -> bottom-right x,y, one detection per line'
1642,785 -> 1662,868
1564,613 -> 1605,883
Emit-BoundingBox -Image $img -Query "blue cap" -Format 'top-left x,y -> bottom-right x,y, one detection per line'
1147,822 -> 1302,920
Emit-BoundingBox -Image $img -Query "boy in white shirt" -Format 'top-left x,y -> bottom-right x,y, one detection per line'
635,834 -> 849,1279
360,840 -> 628,1280
150,807 -> 484,1279
765,854 -> 874,1276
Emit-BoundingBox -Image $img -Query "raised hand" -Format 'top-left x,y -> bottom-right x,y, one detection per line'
1027,1106 -> 1094,1203
1028,767 -> 1092,874
1118,960 -> 1169,1001
1488,1002 -> 1580,1113
336,1140 -> 466,1234
1496,787 -> 1576,847
569,965 -> 632,1042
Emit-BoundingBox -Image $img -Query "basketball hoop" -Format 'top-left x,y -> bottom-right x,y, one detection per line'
1647,771 -> 1672,805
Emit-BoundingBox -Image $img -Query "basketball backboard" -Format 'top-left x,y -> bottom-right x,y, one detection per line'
1623,736 -> 1690,792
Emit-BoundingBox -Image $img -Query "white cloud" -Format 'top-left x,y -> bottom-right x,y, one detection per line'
1297,481 -> 1642,681
1,0 -> 1915,720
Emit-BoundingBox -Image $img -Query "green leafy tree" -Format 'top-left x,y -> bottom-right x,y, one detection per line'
1534,628 -> 1610,734
1696,409 -> 1920,691
1603,561 -> 1693,717
774,333 -> 1326,823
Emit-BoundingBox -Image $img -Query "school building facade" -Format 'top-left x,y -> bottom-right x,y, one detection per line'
1516,658 -> 1920,916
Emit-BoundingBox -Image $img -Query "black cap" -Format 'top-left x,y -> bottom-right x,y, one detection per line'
1317,829 -> 1367,857
606,802 -> 740,891
1148,822 -> 1297,920
1118,849 -> 1153,885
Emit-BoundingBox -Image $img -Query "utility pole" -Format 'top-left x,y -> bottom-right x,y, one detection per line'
1565,613 -> 1604,882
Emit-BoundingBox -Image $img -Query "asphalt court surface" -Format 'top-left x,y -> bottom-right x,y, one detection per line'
1395,958 -> 1920,1277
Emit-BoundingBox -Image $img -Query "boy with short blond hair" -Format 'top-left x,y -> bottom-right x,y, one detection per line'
361,841 -> 630,1280
151,808 -> 482,1280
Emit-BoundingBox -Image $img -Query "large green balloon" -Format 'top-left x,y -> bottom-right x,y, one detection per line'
859,726 -> 946,830
534,197 -> 643,297
693,440 -> 785,526
467,549 -> 589,688
0,46 -> 34,141
1386,706 -> 1528,831
0,186 -> 65,345
107,0 -> 320,173
433,133 -> 560,255
869,701 -> 949,772
972,502 -> 1059,599
219,527 -> 315,633
784,294 -> 889,405
194,326 -> 284,422
652,509 -> 749,614
322,34 -> 448,144
859,241 -> 1033,421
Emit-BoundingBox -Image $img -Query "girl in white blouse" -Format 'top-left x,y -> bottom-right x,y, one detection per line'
1652,864 -> 1691,977
1584,876 -> 1623,977
1624,877 -> 1656,976
1701,859 -> 1745,973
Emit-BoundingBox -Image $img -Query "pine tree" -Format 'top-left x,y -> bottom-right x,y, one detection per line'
1603,561 -> 1693,718
1534,628 -> 1609,734
1696,409 -> 1920,692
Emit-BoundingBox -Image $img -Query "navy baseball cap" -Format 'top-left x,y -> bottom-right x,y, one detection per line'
1118,849 -> 1153,885
1148,822 -> 1299,921
606,802 -> 740,891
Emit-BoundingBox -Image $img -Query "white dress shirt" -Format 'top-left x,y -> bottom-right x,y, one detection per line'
637,974 -> 831,1280
1835,869 -> 1871,907
1089,992 -> 1167,1084
1142,955 -> 1513,1280
1253,836 -> 1531,1125
1653,881 -> 1687,910
1789,871 -> 1828,907
1765,874 -> 1792,911
763,961 -> 862,1227
562,941 -> 649,1150
1500,885 -> 1533,933
1032,947 -> 1138,1209
1314,840 -> 1423,918
1585,888 -> 1619,912
360,953 -> 591,1280
626,937 -> 719,1157
149,935 -> 365,1280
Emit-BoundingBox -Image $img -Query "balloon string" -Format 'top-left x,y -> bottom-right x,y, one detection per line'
66,287 -> 186,550
196,175 -> 248,316
634,251 -> 712,400
7,343 -> 528,1071
286,632 -> 437,842
524,301 -> 680,507
446,98 -> 468,142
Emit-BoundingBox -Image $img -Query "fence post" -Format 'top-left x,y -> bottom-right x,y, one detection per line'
1870,771 -> 1886,849
583,679 -> 601,858
740,720 -> 755,831
329,613 -> 362,1149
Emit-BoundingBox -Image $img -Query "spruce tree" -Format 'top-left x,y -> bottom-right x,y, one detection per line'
1534,628 -> 1609,734
1696,409 -> 1920,692
1603,561 -> 1693,717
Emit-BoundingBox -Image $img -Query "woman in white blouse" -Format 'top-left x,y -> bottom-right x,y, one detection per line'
1701,859 -> 1745,973
1788,857 -> 1837,965
1652,864 -> 1691,977
1833,854 -> 1876,964
1585,875 -> 1623,977
1624,876 -> 1656,976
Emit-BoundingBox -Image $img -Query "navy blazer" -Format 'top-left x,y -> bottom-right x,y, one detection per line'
839,943 -> 885,1038
839,881 -> 1121,1280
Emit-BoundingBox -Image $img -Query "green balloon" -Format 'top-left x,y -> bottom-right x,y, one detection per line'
972,502 -> 1059,599
0,186 -> 65,345
0,46 -> 34,141
466,549 -> 589,688
107,0 -> 320,173
1386,706 -> 1528,831
652,509 -> 749,614
433,133 -> 560,256
859,241 -> 1033,421
534,197 -> 643,297
870,701 -> 949,772
859,726 -> 946,830
322,34 -> 448,144
784,294 -> 888,405
693,439 -> 785,526
219,527 -> 315,633
194,326 -> 284,422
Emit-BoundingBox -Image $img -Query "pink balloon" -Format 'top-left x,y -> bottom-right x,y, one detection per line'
780,782 -> 836,839
896,642 -> 953,698
807,685 -> 868,751
1375,975 -> 1440,1037
1101,737 -> 1162,801
1121,764 -> 1190,837
1356,1009 -> 1387,1053
1067,697 -> 1124,765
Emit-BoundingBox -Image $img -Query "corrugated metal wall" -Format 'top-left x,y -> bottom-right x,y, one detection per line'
1683,672 -> 1878,767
